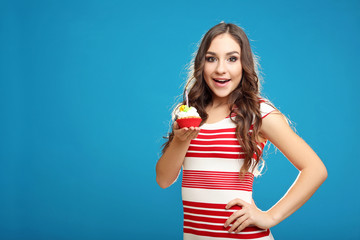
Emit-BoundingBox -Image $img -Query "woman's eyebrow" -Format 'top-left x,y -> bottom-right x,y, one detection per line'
206,51 -> 240,56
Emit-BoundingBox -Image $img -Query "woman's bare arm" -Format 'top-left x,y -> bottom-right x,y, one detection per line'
260,110 -> 328,226
225,110 -> 327,232
156,122 -> 200,189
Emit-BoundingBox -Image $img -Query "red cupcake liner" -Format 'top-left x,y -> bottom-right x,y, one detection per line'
176,118 -> 202,128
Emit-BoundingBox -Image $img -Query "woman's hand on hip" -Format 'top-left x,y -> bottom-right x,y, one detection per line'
224,198 -> 275,233
173,121 -> 200,142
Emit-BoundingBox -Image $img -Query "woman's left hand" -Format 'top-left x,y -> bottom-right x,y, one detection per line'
224,198 -> 275,233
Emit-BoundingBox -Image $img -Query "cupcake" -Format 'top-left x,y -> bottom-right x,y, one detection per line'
175,105 -> 202,128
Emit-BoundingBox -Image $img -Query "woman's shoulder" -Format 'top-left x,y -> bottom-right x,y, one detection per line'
258,97 -> 277,119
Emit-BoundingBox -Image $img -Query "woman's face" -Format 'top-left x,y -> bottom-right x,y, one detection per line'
203,33 -> 243,103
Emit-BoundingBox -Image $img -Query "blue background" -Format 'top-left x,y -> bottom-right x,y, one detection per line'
1,0 -> 359,239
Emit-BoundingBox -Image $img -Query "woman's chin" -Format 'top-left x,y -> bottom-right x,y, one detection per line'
211,93 -> 232,102
211,89 -> 232,98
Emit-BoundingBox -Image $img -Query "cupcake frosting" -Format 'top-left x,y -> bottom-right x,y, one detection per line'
176,105 -> 200,119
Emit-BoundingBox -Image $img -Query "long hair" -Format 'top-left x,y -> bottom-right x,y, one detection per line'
162,22 -> 268,176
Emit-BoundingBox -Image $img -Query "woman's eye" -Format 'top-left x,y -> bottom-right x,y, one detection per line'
205,56 -> 216,62
229,56 -> 238,62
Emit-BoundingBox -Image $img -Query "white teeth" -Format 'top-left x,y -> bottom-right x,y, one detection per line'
214,79 -> 230,83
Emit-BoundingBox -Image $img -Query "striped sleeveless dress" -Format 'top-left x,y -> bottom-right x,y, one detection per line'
182,100 -> 276,240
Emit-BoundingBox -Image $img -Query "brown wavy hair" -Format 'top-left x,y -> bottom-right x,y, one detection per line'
162,22 -> 269,176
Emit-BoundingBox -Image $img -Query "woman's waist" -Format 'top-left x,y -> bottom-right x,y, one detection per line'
183,200 -> 270,238
182,187 -> 253,206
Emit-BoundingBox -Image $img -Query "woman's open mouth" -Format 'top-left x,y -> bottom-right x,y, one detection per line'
213,78 -> 231,87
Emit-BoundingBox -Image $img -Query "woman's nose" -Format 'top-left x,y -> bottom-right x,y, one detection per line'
215,60 -> 226,74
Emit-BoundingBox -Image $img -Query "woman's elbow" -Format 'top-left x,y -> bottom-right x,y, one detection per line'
320,165 -> 328,182
156,176 -> 171,189
303,161 -> 328,184
156,166 -> 171,189
313,162 -> 328,184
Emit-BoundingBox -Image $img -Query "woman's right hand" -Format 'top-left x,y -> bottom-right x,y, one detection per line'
173,121 -> 200,142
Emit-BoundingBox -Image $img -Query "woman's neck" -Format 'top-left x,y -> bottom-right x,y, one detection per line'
210,96 -> 229,109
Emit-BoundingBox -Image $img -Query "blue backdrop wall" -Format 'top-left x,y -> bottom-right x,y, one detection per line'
1,0 -> 359,239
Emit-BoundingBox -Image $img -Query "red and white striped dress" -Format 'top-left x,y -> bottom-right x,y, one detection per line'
182,100 -> 276,240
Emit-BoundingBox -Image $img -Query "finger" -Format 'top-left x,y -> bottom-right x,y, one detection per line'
228,215 -> 248,232
235,219 -> 251,233
173,121 -> 179,130
175,126 -> 188,133
194,127 -> 201,135
174,127 -> 188,139
224,209 -> 245,228
226,198 -> 246,210
191,132 -> 199,139
178,127 -> 189,135
189,129 -> 200,139
192,127 -> 200,133
184,128 -> 194,138
186,127 -> 199,138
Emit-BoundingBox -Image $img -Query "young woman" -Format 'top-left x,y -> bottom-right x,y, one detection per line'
156,22 -> 327,240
